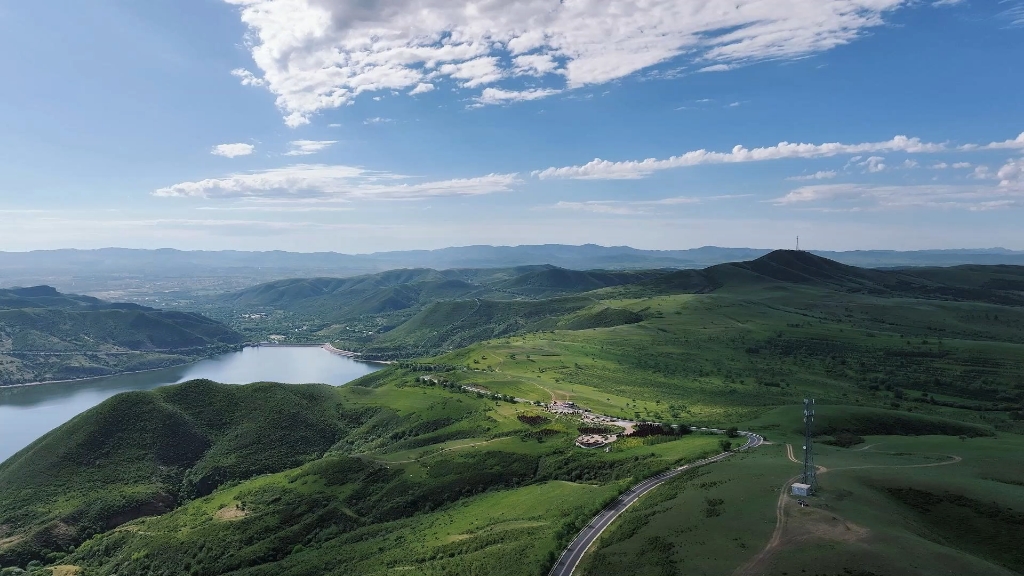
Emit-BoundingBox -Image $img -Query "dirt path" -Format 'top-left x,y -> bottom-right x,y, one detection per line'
532,380 -> 565,403
853,443 -> 880,451
734,444 -> 961,576
785,443 -> 798,463
369,438 -> 510,464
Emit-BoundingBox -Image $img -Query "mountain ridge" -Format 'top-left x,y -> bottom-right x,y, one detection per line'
0,287 -> 243,385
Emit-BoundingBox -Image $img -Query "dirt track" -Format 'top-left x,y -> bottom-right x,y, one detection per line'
734,443 -> 961,576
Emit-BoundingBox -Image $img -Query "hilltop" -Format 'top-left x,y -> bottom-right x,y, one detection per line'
5,245 -> 1024,302
208,251 -> 1024,359
2,250 -> 1024,575
0,286 -> 242,385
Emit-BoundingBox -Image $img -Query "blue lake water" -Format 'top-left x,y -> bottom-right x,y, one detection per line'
0,346 -> 382,463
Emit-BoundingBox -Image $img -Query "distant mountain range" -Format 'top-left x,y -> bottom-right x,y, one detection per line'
212,250 -> 1024,359
3,245 -> 1024,299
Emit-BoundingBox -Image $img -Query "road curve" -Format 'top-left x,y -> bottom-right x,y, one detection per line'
548,429 -> 764,576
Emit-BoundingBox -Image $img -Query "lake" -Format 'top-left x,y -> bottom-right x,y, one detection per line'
0,346 -> 382,463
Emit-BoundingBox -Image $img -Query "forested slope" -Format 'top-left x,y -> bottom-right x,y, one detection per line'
0,286 -> 242,384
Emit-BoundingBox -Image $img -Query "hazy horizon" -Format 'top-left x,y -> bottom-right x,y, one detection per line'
1,243 -> 1023,256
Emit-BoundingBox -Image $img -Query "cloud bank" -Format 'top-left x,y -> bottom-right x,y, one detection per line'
224,0 -> 914,125
154,164 -> 519,200
534,135 -> 945,180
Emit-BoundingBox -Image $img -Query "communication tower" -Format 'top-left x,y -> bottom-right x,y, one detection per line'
796,236 -> 800,251
802,398 -> 816,489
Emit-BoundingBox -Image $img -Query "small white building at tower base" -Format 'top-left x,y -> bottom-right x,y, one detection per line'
791,483 -> 811,497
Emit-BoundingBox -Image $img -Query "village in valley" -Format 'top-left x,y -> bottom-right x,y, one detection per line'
417,374 -> 683,451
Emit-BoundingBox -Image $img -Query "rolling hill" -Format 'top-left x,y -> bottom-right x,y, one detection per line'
3,251 -> 1024,575
0,287 -> 242,385
7,245 -> 1024,304
621,250 -> 1024,304
204,251 -> 1024,359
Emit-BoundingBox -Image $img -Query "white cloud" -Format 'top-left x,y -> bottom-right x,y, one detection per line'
787,170 -> 838,181
1000,1 -> 1024,27
534,134 -> 944,180
476,87 -> 562,105
211,143 -> 256,158
960,132 -> 1024,151
902,159 -> 918,168
550,196 -> 711,215
972,165 -> 993,179
153,165 -> 519,201
773,182 -> 1024,211
860,156 -> 886,173
230,68 -> 265,87
933,161 -> 975,169
364,117 -> 394,124
409,82 -> 435,95
438,56 -> 504,88
998,158 -> 1024,187
284,140 -> 337,156
224,0 -> 911,124
513,53 -> 560,77
552,201 -> 647,215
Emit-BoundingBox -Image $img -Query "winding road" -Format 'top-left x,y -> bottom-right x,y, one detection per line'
547,429 -> 764,576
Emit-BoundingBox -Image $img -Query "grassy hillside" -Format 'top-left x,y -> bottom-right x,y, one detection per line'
197,252 -> 1024,360
0,287 -> 242,385
201,265 -> 668,348
4,251 -> 1024,575
0,380 -> 371,566
0,376 -> 724,574
0,286 -> 140,311
359,297 -> 619,358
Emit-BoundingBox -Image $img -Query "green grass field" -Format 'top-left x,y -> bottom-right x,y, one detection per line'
3,251 -> 1024,575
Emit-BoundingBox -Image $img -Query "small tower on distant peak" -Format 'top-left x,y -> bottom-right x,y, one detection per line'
796,236 -> 800,251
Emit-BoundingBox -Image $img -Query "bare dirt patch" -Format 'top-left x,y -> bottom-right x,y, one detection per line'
0,534 -> 25,548
784,501 -> 869,544
51,566 -> 83,576
215,504 -> 247,520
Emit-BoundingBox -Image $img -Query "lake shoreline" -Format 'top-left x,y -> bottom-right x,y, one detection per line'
0,360 -> 200,390
0,344 -> 391,389
321,343 -> 393,365
0,346 -> 384,464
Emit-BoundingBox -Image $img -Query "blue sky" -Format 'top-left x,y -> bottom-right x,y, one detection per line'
1,0 -> 1022,252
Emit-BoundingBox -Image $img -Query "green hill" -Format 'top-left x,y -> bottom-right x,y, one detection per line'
216,265 -> 658,320
0,376 -> 721,573
0,380 -> 369,567
709,249 -> 888,289
219,252 -> 1024,359
618,250 -> 1024,306
491,266 -> 661,297
0,285 -> 146,311
0,287 -> 242,385
4,250 -> 1024,575
362,296 -> 602,357
209,265 -> 667,352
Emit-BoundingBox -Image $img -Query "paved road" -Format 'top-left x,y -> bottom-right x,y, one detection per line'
548,429 -> 764,576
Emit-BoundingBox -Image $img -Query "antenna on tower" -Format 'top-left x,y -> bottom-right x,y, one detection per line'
802,398 -> 816,490
796,236 -> 800,251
